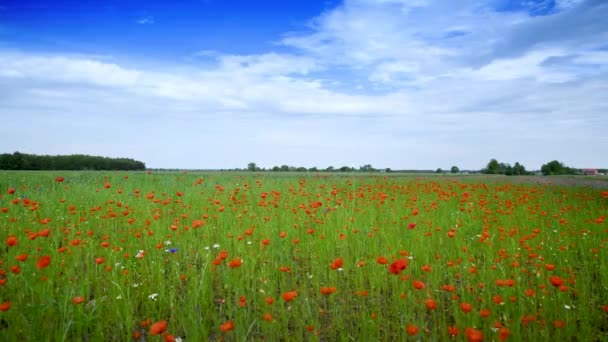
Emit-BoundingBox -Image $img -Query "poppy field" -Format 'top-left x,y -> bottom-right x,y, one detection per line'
1,171 -> 607,341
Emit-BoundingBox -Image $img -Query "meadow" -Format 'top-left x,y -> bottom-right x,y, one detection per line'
1,171 -> 607,341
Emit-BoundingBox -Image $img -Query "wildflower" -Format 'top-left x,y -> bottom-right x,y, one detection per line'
220,320 -> 234,332
499,327 -> 510,341
413,280 -> 425,290
447,325 -> 459,337
15,254 -> 28,262
389,259 -> 408,275
425,298 -> 437,310
166,248 -> 178,254
0,301 -> 11,311
377,256 -> 388,264
554,320 -> 566,328
37,255 -> 51,269
228,258 -> 242,268
282,291 -> 298,302
6,235 -> 17,247
460,302 -> 473,313
136,250 -> 145,259
320,286 -> 337,295
213,244 -> 220,249
330,257 -> 343,270
164,240 -> 172,245
149,320 -> 167,335
55,176 -> 65,183
465,327 -> 483,342
406,324 -> 419,336
72,296 -> 85,304
148,293 -> 159,301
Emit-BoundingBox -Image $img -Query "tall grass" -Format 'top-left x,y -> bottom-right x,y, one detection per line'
1,171 -> 607,341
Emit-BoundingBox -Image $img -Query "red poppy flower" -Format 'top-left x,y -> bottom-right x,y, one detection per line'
425,298 -> 437,310
6,235 -> 17,247
55,177 -> 65,183
0,301 -> 11,311
465,328 -> 483,342
413,280 -> 425,290
228,258 -> 242,268
330,257 -> 343,270
72,296 -> 85,305
220,320 -> 234,332
460,302 -> 472,313
389,258 -> 408,275
377,256 -> 388,265
37,255 -> 51,269
282,291 -> 298,302
406,324 -> 419,336
549,276 -> 564,287
149,320 -> 167,335
320,286 -> 337,295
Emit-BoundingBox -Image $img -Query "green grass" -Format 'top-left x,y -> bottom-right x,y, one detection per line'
1,171 -> 607,341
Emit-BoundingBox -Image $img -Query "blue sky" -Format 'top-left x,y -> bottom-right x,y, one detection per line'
0,0 -> 606,170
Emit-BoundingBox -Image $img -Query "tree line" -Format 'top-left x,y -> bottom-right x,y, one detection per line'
0,152 -> 146,170
245,160 -> 604,176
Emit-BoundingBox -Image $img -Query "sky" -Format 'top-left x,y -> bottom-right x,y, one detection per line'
0,0 -> 606,170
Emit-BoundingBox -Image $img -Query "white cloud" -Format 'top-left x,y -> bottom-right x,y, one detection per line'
136,16 -> 155,25
0,52 -> 140,87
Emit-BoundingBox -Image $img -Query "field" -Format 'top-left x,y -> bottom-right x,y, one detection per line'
1,171 -> 607,341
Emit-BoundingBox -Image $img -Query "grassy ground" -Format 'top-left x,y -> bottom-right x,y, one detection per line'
1,171 -> 607,341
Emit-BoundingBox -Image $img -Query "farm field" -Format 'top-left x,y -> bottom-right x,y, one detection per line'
1,171 -> 607,341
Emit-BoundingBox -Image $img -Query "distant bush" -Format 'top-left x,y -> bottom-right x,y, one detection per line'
0,152 -> 146,170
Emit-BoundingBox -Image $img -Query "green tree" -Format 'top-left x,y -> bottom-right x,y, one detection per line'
435,168 -> 443,173
512,162 -> 527,175
247,162 -> 258,172
540,160 -> 575,175
451,166 -> 460,174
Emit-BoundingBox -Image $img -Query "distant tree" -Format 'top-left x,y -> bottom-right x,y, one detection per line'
450,166 -> 460,174
247,162 -> 258,172
308,167 -> 318,172
271,166 -> 280,172
436,168 -> 443,173
359,164 -> 374,172
482,159 -> 509,174
296,167 -> 307,172
325,166 -> 335,172
280,165 -> 290,172
541,160 -> 575,175
385,168 -> 392,173
339,166 -> 352,172
512,162 -> 527,175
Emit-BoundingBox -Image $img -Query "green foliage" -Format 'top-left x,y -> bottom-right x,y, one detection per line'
0,152 -> 145,170
450,166 -> 459,174
541,160 -> 577,175
482,158 -> 529,176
